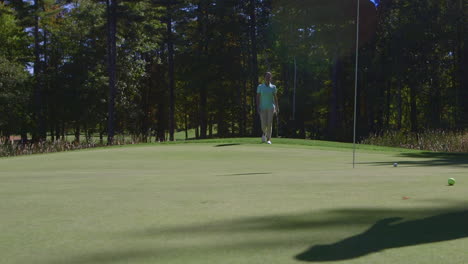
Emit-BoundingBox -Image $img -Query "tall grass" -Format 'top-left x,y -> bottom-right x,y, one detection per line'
362,130 -> 468,152
0,135 -> 146,158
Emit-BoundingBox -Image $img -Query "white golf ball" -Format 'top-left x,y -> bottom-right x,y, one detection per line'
393,163 -> 398,167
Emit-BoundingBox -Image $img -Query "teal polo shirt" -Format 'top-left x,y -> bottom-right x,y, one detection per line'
257,83 -> 277,110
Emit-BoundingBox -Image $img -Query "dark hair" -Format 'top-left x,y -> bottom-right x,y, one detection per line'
265,72 -> 272,77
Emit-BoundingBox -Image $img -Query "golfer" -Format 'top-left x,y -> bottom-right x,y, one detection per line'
257,72 -> 279,144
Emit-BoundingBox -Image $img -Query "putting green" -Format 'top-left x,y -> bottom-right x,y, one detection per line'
1,138 -> 468,264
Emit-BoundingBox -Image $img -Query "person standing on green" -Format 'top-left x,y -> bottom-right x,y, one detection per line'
256,72 -> 279,144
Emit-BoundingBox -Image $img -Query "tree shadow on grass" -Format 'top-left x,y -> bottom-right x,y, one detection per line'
296,210 -> 468,262
55,204 -> 468,264
128,205 -> 468,237
361,151 -> 468,167
53,250 -> 160,264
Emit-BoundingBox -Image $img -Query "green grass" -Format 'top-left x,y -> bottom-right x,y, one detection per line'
170,137 -> 422,153
1,138 -> 468,264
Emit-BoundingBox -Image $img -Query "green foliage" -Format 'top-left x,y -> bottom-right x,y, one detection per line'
0,3 -> 31,137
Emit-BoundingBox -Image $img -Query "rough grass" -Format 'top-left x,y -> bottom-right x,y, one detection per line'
362,130 -> 468,153
0,128 -> 198,158
1,139 -> 468,264
5,129 -> 468,158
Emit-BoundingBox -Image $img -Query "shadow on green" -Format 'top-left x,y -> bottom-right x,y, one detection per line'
214,143 -> 242,147
296,210 -> 468,261
128,205 -> 468,236
361,152 -> 468,167
59,206 -> 468,264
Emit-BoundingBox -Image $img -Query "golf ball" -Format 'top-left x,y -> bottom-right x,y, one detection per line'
448,178 -> 455,186
393,163 -> 398,167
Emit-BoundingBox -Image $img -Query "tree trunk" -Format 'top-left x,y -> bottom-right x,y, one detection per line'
209,117 -> 213,137
84,124 -> 90,142
397,79 -> 402,130
430,74 -> 441,128
50,126 -> 54,142
167,11 -> 175,141
410,85 -> 418,132
328,51 -> 342,140
61,122 -> 65,140
156,105 -> 166,142
199,87 -> 207,138
217,111 -> 224,137
184,111 -> 188,140
198,1 -> 208,139
237,78 -> 243,137
33,0 -> 45,142
74,124 -> 80,143
249,0 -> 260,136
155,57 -> 167,143
385,81 -> 391,129
99,123 -> 104,144
106,0 -> 117,145
141,71 -> 148,143
456,0 -> 467,127
21,133 -> 28,144
43,18 -> 50,141
242,77 -> 247,136
55,124 -> 60,141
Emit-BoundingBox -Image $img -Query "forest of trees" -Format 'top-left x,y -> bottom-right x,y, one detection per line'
0,0 -> 466,143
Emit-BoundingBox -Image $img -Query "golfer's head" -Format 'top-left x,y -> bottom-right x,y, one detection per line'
265,72 -> 272,83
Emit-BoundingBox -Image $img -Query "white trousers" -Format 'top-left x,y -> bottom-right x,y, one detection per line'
260,108 -> 274,140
